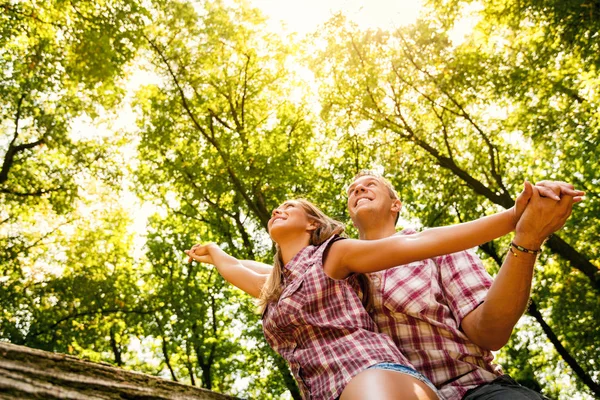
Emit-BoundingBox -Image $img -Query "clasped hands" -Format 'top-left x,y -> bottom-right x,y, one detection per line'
513,181 -> 584,250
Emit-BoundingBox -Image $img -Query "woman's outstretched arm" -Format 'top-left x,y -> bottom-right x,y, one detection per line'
239,260 -> 273,274
185,244 -> 268,298
187,249 -> 273,274
325,182 -> 535,279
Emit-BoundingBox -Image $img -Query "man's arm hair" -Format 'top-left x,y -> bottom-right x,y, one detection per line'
461,191 -> 574,350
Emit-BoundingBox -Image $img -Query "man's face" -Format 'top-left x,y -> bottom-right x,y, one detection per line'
346,175 -> 400,224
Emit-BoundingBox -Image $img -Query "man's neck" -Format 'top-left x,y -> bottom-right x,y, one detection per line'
358,223 -> 397,240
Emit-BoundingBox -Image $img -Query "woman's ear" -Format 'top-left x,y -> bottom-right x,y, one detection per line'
391,199 -> 402,213
306,221 -> 319,232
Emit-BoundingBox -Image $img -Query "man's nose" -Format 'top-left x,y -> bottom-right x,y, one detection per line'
354,184 -> 366,194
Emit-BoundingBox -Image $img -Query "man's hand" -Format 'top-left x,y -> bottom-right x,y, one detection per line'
462,180 -> 579,351
512,180 -> 582,234
514,189 -> 574,250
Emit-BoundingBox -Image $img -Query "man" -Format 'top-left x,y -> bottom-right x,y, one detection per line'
345,171 -> 582,399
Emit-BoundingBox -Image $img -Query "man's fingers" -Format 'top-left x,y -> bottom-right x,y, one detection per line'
529,182 -> 540,199
521,181 -> 534,200
520,181 -> 537,205
556,195 -> 575,224
514,182 -> 536,221
558,193 -> 575,206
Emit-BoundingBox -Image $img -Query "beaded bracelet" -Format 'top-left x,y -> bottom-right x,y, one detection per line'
509,241 -> 542,257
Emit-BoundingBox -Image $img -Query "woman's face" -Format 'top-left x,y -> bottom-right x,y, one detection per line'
267,200 -> 314,240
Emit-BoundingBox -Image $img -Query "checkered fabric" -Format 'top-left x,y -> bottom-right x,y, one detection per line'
368,229 -> 503,400
262,235 -> 412,400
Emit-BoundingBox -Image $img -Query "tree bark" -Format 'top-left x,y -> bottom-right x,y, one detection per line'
0,341 -> 238,400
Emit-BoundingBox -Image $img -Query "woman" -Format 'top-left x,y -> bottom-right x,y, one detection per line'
185,187 -> 533,400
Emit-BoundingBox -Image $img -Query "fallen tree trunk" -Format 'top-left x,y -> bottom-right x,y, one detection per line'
0,341 -> 239,400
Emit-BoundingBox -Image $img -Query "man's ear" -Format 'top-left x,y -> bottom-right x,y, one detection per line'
391,199 -> 402,213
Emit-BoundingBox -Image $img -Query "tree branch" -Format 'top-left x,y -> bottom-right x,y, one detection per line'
23,307 -> 154,344
145,34 -> 271,228
528,301 -> 600,397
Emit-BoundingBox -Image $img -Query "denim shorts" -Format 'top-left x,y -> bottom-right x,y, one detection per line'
367,362 -> 440,395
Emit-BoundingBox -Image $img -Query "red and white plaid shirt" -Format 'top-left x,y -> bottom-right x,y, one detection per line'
262,235 -> 413,400
368,229 -> 502,399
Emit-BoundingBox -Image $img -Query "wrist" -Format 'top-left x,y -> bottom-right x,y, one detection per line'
508,207 -> 519,228
206,242 -> 220,254
513,232 -> 545,250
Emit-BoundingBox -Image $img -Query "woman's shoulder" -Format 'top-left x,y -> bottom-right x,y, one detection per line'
318,233 -> 347,254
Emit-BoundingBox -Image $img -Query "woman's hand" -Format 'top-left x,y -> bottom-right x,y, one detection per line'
535,180 -> 584,203
183,243 -> 268,298
512,181 -> 535,225
512,180 -> 584,227
185,243 -> 216,264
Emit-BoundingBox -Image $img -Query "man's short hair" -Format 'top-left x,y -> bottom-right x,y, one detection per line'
349,170 -> 401,224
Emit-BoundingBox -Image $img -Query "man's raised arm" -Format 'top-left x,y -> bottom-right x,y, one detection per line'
460,186 -> 576,350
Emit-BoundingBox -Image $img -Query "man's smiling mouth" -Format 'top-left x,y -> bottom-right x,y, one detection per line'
355,197 -> 372,207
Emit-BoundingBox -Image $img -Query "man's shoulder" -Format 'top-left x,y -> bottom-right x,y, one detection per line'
396,227 -> 418,236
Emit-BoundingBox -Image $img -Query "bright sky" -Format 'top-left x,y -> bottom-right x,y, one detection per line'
248,0 -> 424,35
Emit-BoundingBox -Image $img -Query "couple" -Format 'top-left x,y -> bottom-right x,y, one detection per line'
185,171 -> 581,400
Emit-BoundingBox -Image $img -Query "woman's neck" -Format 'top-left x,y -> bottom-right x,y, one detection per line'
278,234 -> 311,265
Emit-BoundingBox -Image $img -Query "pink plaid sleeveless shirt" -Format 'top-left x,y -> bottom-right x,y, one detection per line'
262,235 -> 413,400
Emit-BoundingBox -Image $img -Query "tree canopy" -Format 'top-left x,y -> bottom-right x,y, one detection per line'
1,0 -> 598,398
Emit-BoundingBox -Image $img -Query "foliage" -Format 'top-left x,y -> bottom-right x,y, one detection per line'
1,0 -> 148,356
1,0 -> 598,399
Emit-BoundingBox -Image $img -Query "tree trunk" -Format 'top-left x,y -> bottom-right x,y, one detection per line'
0,341 -> 239,400
272,352 -> 302,400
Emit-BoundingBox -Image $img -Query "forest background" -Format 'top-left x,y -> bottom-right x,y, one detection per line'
1,0 -> 599,398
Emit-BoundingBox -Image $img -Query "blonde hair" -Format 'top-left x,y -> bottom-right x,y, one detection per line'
258,199 -> 373,313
